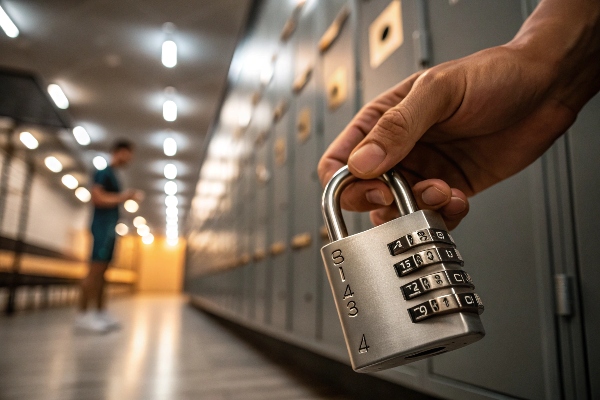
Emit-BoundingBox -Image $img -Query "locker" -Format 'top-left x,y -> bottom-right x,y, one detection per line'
266,23 -> 295,331
289,4 -> 322,339
317,0 -> 359,352
565,93 -> 600,399
357,0 -> 422,235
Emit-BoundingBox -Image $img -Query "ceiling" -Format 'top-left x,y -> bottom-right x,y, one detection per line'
0,0 -> 252,236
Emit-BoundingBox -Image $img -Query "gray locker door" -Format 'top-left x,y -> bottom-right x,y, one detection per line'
422,2 -> 561,399
268,30 -> 295,331
354,1 -> 428,382
318,0 -> 359,354
289,4 -> 322,340
567,93 -> 600,399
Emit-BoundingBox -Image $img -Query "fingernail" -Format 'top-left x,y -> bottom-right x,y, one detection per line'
349,142 -> 386,175
446,197 -> 467,215
365,189 -> 389,206
422,186 -> 448,206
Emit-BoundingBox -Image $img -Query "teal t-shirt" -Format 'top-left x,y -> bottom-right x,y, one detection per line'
91,166 -> 121,228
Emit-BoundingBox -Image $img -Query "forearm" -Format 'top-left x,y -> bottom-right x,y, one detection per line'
507,0 -> 600,111
92,192 -> 126,208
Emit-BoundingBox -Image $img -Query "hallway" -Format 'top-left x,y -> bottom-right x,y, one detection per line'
0,296 -> 349,400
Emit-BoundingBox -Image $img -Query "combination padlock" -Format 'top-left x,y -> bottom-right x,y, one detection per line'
320,165 -> 485,372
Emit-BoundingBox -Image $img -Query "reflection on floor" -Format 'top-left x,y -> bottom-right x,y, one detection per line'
0,295 -> 348,400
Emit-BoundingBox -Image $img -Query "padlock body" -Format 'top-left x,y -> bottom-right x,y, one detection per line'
321,209 -> 485,372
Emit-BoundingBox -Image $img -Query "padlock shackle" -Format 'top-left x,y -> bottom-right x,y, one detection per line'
322,165 -> 418,241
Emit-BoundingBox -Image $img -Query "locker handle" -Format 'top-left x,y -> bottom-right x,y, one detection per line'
270,241 -> 286,255
253,249 -> 266,262
319,5 -> 351,53
280,1 -> 305,42
292,66 -> 313,93
291,232 -> 312,250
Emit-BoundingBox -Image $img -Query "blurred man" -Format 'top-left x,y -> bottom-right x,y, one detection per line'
75,139 -> 142,333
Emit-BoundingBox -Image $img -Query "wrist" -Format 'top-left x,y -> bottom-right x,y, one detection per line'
505,0 -> 600,111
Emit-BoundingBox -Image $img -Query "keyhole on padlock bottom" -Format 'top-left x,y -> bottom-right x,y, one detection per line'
381,25 -> 390,41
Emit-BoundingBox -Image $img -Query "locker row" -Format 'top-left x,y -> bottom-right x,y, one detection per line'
185,1 -> 598,399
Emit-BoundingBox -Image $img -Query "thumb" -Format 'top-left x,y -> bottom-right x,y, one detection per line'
347,70 -> 462,179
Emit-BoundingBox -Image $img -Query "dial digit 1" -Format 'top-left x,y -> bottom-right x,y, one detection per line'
358,334 -> 369,353
343,284 -> 354,299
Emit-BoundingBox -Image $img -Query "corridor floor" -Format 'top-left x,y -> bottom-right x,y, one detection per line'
0,295 -> 349,400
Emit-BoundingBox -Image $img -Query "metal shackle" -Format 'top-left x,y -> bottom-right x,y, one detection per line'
322,165 -> 418,241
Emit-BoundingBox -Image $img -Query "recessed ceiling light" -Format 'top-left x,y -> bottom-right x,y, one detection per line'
19,131 -> 38,149
75,187 -> 91,202
115,223 -> 129,236
133,216 -> 146,228
166,215 -> 178,223
44,156 -> 63,173
137,224 -> 150,236
163,100 -> 177,121
163,137 -> 177,156
166,206 -> 178,217
162,40 -> 177,68
0,5 -> 19,38
142,233 -> 154,244
164,181 -> 177,195
164,163 -> 177,179
165,195 -> 178,207
124,199 -> 139,213
93,156 -> 107,170
167,237 -> 179,246
61,174 -> 78,190
73,126 -> 91,146
47,84 -> 69,109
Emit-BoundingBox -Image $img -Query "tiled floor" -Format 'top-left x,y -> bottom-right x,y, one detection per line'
0,295 -> 348,400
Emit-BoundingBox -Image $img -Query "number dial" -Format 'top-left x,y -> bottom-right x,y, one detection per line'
387,228 -> 454,256
394,246 -> 463,276
400,270 -> 474,300
408,292 -> 484,322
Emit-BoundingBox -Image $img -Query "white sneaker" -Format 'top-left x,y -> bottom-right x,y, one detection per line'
95,311 -> 122,330
74,312 -> 110,333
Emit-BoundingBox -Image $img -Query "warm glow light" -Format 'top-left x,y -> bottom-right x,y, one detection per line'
165,195 -> 178,207
166,215 -> 178,224
75,187 -> 91,202
19,132 -> 38,149
142,233 -> 154,244
73,126 -> 91,146
163,137 -> 177,156
47,84 -> 69,109
115,223 -> 129,236
164,181 -> 177,195
163,100 -> 177,121
164,163 -> 177,179
92,156 -> 107,170
162,40 -> 177,68
133,216 -> 146,228
61,174 -> 78,190
166,229 -> 178,239
167,237 -> 179,246
0,5 -> 19,38
44,156 -> 63,173
137,224 -> 150,236
166,206 -> 178,217
166,220 -> 178,229
260,64 -> 274,85
124,199 -> 139,213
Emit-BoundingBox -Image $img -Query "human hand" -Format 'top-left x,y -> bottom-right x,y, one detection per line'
318,44 -> 577,230
124,189 -> 144,203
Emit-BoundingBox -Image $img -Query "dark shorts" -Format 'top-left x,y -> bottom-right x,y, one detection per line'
91,220 -> 117,262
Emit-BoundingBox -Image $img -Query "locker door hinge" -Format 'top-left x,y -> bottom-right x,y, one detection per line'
554,274 -> 573,317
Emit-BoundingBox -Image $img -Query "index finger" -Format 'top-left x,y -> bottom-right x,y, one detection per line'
317,72 -> 422,187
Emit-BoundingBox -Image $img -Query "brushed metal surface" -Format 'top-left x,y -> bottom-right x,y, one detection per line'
320,166 -> 484,372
